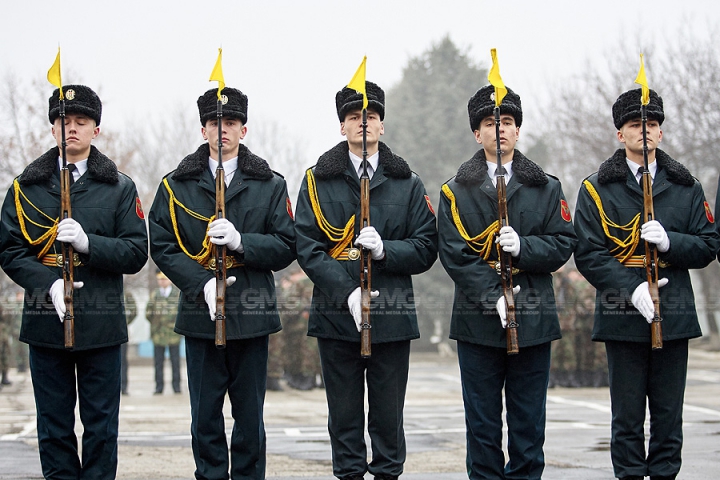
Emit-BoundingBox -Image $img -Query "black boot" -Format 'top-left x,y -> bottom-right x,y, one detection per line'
266,377 -> 284,391
1,370 -> 10,386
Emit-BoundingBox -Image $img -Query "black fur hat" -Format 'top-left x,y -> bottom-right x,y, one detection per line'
612,88 -> 664,129
467,85 -> 522,131
336,81 -> 385,122
197,87 -> 248,125
48,85 -> 102,125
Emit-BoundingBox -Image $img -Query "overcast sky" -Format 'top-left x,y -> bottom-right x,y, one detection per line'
1,0 -> 717,163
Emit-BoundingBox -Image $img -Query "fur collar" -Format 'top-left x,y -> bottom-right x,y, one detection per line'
598,149 -> 694,186
172,143 -> 273,181
19,146 -> 118,186
313,141 -> 412,180
455,149 -> 548,186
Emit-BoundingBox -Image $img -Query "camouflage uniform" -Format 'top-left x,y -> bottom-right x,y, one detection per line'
280,269 -> 320,390
146,284 -> 182,393
121,291 -> 138,395
267,296 -> 285,391
0,300 -> 10,386
550,268 -> 608,387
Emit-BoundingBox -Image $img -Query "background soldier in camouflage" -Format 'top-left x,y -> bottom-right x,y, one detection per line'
0,299 -> 10,388
121,289 -> 138,395
279,265 -> 321,391
551,266 -> 608,387
146,271 -> 182,394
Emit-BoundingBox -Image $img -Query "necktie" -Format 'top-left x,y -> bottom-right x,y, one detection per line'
67,164 -> 77,185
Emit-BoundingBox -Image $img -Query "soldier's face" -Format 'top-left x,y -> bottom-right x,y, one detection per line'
474,114 -> 519,157
341,109 -> 384,149
52,114 -> 99,160
203,117 -> 247,160
618,118 -> 662,156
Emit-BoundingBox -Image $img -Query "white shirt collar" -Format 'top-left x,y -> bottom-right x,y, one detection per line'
486,160 -> 513,186
626,158 -> 657,183
58,157 -> 88,181
209,156 -> 239,184
349,151 -> 379,179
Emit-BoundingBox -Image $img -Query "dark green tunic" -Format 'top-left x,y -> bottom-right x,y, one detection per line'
574,149 -> 720,342
0,146 -> 148,350
148,143 -> 295,340
295,142 -> 438,343
438,150 -> 577,348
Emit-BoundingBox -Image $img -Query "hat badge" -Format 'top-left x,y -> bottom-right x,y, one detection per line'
490,92 -> 495,102
66,89 -> 76,101
221,94 -> 229,105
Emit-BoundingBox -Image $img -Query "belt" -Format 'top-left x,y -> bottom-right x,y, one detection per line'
486,260 -> 521,275
41,253 -> 83,268
336,247 -> 362,261
201,255 -> 243,271
621,255 -> 670,268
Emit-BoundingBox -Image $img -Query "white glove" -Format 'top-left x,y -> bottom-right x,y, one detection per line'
355,226 -> 385,260
641,220 -> 670,253
496,226 -> 521,257
203,276 -> 237,320
56,218 -> 90,254
347,286 -> 380,332
49,278 -> 85,322
207,218 -> 243,252
496,285 -> 521,328
631,278 -> 669,323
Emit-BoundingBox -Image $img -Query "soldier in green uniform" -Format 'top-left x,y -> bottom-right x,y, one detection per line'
148,86 -> 295,480
574,88 -> 720,480
146,271 -> 182,394
438,85 -> 577,480
0,84 -> 148,479
295,81 -> 438,480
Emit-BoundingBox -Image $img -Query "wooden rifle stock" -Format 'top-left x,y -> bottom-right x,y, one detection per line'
214,99 -> 227,349
494,107 -> 519,355
57,99 -> 75,349
61,166 -> 75,349
641,104 -> 662,350
359,109 -> 372,358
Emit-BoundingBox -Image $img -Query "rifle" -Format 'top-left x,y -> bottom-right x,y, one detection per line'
57,98 -> 75,349
640,103 -> 663,350
494,106 -> 519,355
359,108 -> 372,358
214,97 -> 227,349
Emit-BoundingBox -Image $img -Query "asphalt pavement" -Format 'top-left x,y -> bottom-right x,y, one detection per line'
2,343 -> 720,479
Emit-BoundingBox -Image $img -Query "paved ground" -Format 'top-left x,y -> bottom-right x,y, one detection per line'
1,344 -> 720,479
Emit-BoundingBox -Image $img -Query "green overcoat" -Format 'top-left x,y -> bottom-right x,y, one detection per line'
438,150 -> 577,348
574,149 -> 720,342
0,146 -> 148,350
148,143 -> 295,340
295,142 -> 438,343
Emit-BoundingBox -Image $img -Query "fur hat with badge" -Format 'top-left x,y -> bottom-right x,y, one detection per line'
48,84 -> 102,126
467,85 -> 522,132
336,81 -> 385,122
197,87 -> 248,125
612,88 -> 664,130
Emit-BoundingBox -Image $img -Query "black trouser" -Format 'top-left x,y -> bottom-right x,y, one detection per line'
317,338 -> 411,479
185,335 -> 268,480
606,339 -> 688,479
153,343 -> 181,392
30,344 -> 121,480
457,341 -> 551,480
